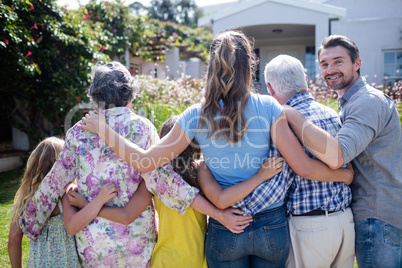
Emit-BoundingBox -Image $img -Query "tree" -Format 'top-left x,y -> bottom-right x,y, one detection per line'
0,0 -> 109,142
147,0 -> 202,27
79,0 -> 131,62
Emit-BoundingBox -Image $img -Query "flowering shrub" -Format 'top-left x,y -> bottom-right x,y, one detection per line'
0,0 -> 109,141
132,74 -> 205,131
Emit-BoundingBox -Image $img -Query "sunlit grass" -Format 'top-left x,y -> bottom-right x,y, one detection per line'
0,168 -> 29,267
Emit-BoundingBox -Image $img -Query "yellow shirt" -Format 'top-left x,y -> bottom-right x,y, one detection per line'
150,197 -> 208,268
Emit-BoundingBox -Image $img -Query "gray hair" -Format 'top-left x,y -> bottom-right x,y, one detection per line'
88,61 -> 138,109
264,55 -> 308,98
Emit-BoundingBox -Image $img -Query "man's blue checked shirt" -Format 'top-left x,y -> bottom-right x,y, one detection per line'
232,92 -> 351,215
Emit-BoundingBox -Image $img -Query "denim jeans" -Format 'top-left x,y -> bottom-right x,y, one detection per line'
205,205 -> 289,268
355,218 -> 402,268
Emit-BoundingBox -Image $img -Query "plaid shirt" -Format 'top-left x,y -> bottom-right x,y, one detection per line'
233,93 -> 352,215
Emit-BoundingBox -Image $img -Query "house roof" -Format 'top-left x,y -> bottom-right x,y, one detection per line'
198,0 -> 346,27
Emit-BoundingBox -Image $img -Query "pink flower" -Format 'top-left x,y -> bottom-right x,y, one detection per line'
83,247 -> 98,264
26,51 -> 32,57
39,193 -> 52,210
31,37 -> 34,41
89,10 -> 92,13
77,97 -> 82,102
112,29 -> 117,33
26,202 -> 37,218
4,40 -> 8,45
30,24 -> 37,29
127,236 -> 147,255
30,5 -> 34,10
101,45 -> 106,51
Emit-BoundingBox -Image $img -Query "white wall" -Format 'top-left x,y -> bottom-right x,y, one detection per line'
331,16 -> 402,85
212,1 -> 329,36
165,47 -> 180,78
325,0 -> 402,20
0,156 -> 23,173
142,62 -> 167,79
180,58 -> 206,79
130,48 -> 204,79
257,40 -> 312,93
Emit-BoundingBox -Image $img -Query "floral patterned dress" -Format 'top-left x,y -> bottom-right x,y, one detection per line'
19,107 -> 199,267
27,202 -> 80,268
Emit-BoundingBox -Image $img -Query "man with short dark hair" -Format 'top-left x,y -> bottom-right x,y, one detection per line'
285,35 -> 402,268
264,54 -> 355,268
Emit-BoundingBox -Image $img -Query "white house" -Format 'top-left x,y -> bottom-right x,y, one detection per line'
199,0 -> 402,93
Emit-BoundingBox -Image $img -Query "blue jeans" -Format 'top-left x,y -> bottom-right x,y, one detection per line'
205,205 -> 289,268
355,218 -> 402,268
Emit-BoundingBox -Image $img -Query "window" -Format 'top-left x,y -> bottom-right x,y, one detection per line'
383,50 -> 402,86
305,46 -> 316,82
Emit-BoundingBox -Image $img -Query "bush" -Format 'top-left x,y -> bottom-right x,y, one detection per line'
0,0 -> 110,143
132,74 -> 204,131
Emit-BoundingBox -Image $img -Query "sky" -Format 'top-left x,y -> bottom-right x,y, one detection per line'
56,0 -> 234,10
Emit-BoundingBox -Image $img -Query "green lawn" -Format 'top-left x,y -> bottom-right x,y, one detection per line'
0,168 -> 29,267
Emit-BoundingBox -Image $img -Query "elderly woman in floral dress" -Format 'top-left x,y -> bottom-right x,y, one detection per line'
18,61 -> 250,267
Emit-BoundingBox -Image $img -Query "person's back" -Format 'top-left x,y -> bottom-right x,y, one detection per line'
178,92 -> 290,267
285,93 -> 354,268
71,108 -> 157,266
151,198 -> 207,268
8,137 -> 80,268
151,116 -> 208,268
337,77 -> 402,233
28,202 -> 80,268
285,93 -> 352,214
264,54 -> 354,268
178,93 -> 282,190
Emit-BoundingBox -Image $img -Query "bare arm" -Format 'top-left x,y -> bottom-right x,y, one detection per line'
189,194 -> 253,234
284,106 -> 344,169
271,111 -> 353,184
79,111 -> 191,173
8,223 -> 23,268
68,181 -> 153,225
198,157 -> 283,209
62,183 -> 117,235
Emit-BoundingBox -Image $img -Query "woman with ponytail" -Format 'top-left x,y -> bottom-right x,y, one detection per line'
79,30 -> 353,267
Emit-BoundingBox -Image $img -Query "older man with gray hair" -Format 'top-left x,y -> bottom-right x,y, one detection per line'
264,55 -> 355,268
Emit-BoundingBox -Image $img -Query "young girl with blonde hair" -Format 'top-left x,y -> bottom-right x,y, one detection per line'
8,137 -> 117,267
